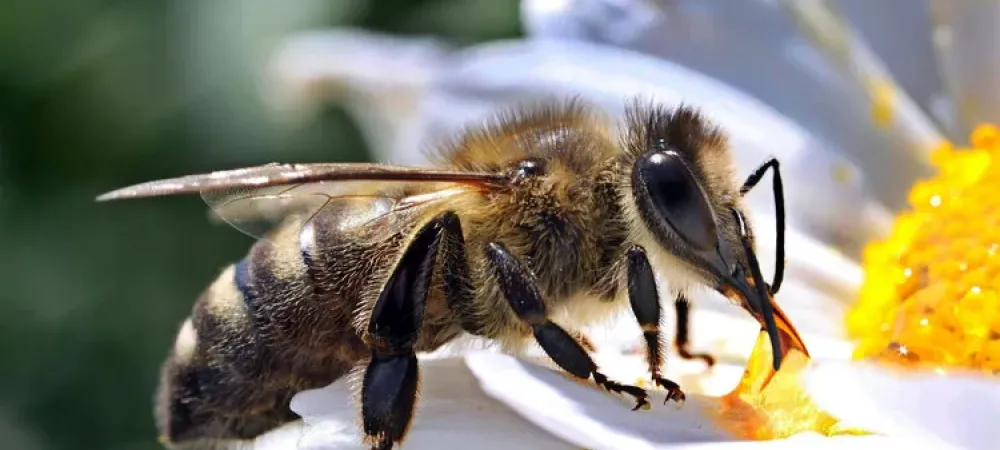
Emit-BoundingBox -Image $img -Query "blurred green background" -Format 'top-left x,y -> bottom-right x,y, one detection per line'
0,1 -> 519,449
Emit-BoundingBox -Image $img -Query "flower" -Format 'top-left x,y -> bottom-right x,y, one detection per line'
249,1 -> 1000,449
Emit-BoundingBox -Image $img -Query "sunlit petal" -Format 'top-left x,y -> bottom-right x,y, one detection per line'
806,362 -> 1000,450
467,352 -> 918,449
657,434 -> 930,450
465,351 -> 736,448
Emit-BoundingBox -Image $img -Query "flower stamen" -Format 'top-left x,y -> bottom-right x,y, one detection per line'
850,124 -> 1000,375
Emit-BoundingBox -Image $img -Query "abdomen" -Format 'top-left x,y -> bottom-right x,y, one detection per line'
155,214 -> 379,446
154,198 -> 458,447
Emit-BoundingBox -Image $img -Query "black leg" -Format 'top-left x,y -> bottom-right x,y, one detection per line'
361,213 -> 446,450
626,246 -> 685,404
485,242 -> 652,411
673,294 -> 715,367
740,157 -> 785,294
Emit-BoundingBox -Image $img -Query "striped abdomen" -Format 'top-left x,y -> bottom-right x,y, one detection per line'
154,200 -> 462,447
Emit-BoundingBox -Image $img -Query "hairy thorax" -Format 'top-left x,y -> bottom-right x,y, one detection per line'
452,172 -> 629,350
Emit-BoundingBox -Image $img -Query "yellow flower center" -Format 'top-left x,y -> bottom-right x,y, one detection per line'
849,124 -> 1000,374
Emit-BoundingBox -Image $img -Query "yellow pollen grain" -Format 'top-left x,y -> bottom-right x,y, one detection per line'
849,124 -> 1000,374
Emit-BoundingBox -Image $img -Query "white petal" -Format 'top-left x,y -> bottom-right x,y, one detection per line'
279,356 -> 572,449
805,362 -> 1000,450
466,352 -> 919,449
657,434 -> 935,450
263,29 -> 450,162
464,351 -> 736,449
834,0 -> 949,137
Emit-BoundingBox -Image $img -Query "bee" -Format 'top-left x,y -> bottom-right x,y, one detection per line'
98,99 -> 809,450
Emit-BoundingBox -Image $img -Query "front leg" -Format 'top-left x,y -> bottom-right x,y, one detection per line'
485,242 -> 652,411
626,246 -> 686,404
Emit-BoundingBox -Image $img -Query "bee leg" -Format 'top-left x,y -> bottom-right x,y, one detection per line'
740,157 -> 785,294
673,294 -> 716,367
361,215 -> 445,450
485,242 -> 651,411
439,210 -> 484,335
626,246 -> 686,404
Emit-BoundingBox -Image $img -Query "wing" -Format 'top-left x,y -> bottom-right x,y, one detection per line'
97,162 -> 508,240
201,181 -> 473,240
95,162 -> 508,201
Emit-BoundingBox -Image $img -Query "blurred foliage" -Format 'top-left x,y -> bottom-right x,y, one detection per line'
0,1 -> 520,449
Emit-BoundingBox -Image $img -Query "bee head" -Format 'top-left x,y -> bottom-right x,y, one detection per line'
630,141 -> 750,293
625,104 -> 787,369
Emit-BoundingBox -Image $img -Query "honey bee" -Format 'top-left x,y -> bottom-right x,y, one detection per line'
98,100 -> 808,450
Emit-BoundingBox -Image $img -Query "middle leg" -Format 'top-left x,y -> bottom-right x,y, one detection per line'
485,242 -> 653,411
673,294 -> 716,367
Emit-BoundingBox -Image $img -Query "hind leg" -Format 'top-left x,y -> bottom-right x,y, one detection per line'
359,213 -> 447,449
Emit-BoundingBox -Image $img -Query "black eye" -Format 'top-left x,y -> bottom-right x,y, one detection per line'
634,150 -> 718,251
512,158 -> 546,182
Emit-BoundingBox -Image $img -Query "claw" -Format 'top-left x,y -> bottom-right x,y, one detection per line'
654,377 -> 687,405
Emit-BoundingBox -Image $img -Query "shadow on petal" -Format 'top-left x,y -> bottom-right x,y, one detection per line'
282,356 -> 572,449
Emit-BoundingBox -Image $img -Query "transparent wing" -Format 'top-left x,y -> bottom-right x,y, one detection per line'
202,181 -> 471,241
96,161 -> 507,241
96,162 -> 506,201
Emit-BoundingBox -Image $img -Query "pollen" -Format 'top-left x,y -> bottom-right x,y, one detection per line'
712,332 -> 868,440
849,124 -> 1000,375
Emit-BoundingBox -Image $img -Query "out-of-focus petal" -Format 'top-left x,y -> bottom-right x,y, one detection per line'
521,0 -> 660,44
833,0 -> 953,138
521,0 -> 935,210
276,356 -> 573,449
263,29 -> 450,162
929,0 -> 1000,137
805,362 -> 1000,450
777,0 -> 944,166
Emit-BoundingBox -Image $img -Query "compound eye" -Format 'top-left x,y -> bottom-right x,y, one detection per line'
512,158 -> 546,182
635,150 -> 718,251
